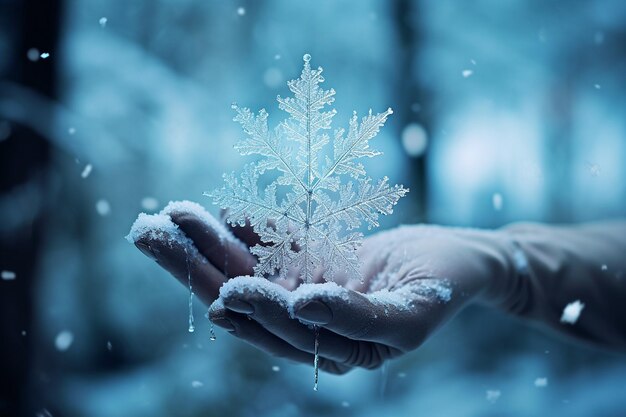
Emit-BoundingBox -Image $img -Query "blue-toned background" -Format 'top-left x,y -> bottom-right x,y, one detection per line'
1,0 -> 625,416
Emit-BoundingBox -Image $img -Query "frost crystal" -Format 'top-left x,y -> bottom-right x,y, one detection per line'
208,54 -> 407,282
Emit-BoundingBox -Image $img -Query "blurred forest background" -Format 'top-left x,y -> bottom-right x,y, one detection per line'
1,0 -> 625,416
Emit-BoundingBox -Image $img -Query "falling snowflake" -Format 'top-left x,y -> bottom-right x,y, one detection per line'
55,330 -> 74,351
208,54 -> 408,282
81,164 -> 93,179
486,390 -> 501,403
560,300 -> 585,324
1,270 -> 16,280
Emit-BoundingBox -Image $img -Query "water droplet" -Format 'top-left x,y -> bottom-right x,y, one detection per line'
313,325 -> 319,391
379,361 -> 389,398
303,53 -> 311,63
186,252 -> 195,333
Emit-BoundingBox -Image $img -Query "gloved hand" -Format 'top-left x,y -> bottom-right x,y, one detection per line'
130,201 -> 517,374
130,201 -> 626,374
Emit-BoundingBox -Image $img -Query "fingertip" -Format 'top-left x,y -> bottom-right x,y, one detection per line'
166,207 -> 256,277
293,300 -> 332,325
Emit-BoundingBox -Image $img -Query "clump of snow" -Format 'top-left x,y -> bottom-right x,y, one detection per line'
99,17 -> 107,28
55,331 -> 74,351
40,52 -> 50,59
413,279 -> 452,302
560,300 -> 585,324
219,276 -> 291,309
369,288 -> 413,310
161,200 -> 246,250
95,199 -> 111,216
486,390 -> 501,403
125,212 -> 204,263
126,201 -> 247,263
534,377 -> 548,387
237,7 -> 245,16
371,279 -> 452,309
341,401 -> 350,408
601,264 -> 608,271
214,276 -> 352,318
1,270 -> 16,280
289,282 -> 350,317
462,69 -> 473,78
271,365 -> 280,372
191,380 -> 203,388
81,164 -> 92,178
68,127 -> 76,135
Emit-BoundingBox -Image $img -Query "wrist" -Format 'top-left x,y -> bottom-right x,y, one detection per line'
476,228 -> 534,314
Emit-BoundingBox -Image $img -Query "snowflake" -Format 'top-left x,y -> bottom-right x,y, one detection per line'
208,54 -> 408,282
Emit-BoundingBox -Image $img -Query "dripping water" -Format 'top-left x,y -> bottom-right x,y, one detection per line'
313,325 -> 320,391
379,361 -> 389,398
204,312 -> 217,341
186,249 -> 195,333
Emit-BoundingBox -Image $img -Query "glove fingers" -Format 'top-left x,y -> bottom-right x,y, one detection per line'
219,284 -> 372,366
133,229 -> 226,306
291,284 -> 445,352
209,304 -> 351,375
165,207 -> 256,278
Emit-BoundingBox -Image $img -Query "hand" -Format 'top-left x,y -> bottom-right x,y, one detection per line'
131,201 -> 516,374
